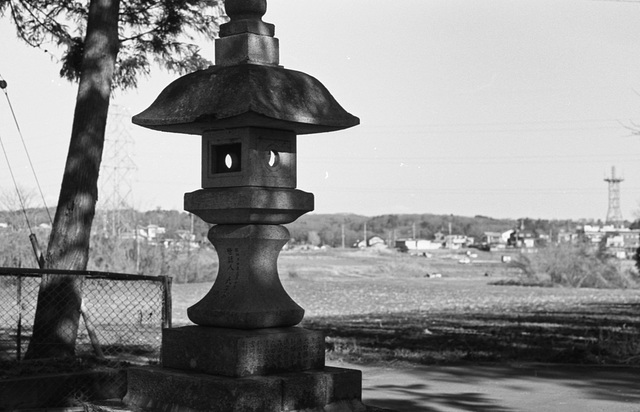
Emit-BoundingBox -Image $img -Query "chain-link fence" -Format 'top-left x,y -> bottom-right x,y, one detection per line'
0,267 -> 172,409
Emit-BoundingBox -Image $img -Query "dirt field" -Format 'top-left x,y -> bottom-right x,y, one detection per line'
171,248 -> 640,365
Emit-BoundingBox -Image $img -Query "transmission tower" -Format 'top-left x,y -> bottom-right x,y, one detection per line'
99,105 -> 137,237
604,166 -> 623,225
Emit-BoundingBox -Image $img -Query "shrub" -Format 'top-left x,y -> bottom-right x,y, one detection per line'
88,235 -> 218,283
508,243 -> 638,289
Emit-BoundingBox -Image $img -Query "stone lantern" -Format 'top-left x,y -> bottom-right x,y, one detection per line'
124,1 -> 364,410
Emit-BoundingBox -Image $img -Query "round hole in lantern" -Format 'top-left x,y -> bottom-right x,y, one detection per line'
268,150 -> 279,167
224,153 -> 240,171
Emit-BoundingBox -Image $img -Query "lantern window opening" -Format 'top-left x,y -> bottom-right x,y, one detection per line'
211,143 -> 242,174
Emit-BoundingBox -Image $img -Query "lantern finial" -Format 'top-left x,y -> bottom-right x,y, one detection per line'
216,0 -> 278,66
221,0 -> 273,37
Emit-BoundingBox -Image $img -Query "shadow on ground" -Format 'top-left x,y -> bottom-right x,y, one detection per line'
357,363 -> 640,412
302,301 -> 640,366
365,382 -> 515,412
308,300 -> 640,411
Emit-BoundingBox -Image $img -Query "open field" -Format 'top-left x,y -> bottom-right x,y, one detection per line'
172,248 -> 640,366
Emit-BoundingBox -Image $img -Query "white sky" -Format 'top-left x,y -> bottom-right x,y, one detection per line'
1,0 -> 640,220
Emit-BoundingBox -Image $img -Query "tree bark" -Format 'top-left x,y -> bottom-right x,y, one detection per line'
25,0 -> 120,360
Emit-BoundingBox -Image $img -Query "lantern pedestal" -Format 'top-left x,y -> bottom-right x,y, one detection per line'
161,326 -> 325,377
125,325 -> 365,411
125,365 -> 364,412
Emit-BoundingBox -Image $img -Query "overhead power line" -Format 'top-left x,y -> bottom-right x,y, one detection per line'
302,153 -> 640,166
0,73 -> 53,225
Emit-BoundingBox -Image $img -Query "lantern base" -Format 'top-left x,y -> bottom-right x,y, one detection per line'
188,224 -> 304,329
124,365 -> 365,412
162,326 -> 325,377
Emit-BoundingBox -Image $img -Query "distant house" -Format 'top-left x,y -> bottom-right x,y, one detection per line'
137,224 -> 166,244
174,229 -> 200,249
356,236 -> 386,249
433,231 -> 445,243
444,234 -> 472,249
0,222 -> 8,230
602,229 -> 640,259
175,229 -> 196,242
581,225 -> 606,245
557,230 -> 578,243
578,225 -> 640,258
395,239 -> 441,251
537,232 -> 551,243
522,237 -> 535,248
482,232 -> 503,246
506,230 -> 536,248
620,231 -> 640,257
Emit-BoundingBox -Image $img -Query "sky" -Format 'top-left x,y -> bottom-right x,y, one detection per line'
2,0 -> 640,221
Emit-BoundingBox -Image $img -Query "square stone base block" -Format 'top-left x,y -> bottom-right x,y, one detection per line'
163,326 -> 325,377
124,366 -> 365,412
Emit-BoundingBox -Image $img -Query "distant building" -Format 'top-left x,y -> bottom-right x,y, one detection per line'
172,229 -> 200,249
537,232 -> 551,244
356,236 -> 386,249
557,230 -> 579,243
581,225 -> 640,258
444,234 -> 472,249
482,230 -> 520,248
482,232 -> 503,246
395,238 -> 441,251
511,230 -> 536,248
433,231 -> 445,243
137,224 -> 166,244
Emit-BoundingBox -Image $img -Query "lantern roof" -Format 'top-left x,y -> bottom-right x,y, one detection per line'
132,0 -> 359,135
132,64 -> 359,135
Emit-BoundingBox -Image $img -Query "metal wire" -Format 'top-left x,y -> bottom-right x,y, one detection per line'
0,72 -> 54,225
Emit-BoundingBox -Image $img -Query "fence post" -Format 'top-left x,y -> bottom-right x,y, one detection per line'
81,298 -> 105,359
162,276 -> 172,329
16,275 -> 22,360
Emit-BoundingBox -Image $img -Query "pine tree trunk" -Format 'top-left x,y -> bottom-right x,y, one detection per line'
24,0 -> 120,360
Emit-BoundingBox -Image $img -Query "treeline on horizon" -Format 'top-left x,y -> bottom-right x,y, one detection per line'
2,208 -> 638,281
2,207 -> 632,247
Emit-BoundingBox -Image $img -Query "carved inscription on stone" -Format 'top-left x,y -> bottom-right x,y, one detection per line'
221,247 -> 241,299
238,333 -> 323,373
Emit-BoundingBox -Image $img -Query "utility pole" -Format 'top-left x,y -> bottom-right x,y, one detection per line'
341,223 -> 345,248
189,213 -> 195,253
135,225 -> 140,273
363,221 -> 367,248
